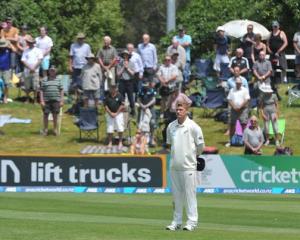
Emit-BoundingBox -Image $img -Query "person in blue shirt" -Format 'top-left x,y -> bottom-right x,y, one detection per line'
0,38 -> 11,104
174,25 -> 192,85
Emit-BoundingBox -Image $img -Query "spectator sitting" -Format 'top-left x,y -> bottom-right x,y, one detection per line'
243,115 -> 264,155
40,65 -> 64,136
104,85 -> 125,150
130,129 -> 147,155
225,66 -> 249,93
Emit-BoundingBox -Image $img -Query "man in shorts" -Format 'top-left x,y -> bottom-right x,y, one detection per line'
104,85 -> 125,150
21,35 -> 43,103
40,65 -> 64,136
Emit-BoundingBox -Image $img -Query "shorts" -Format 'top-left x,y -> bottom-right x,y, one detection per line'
71,68 -> 82,89
83,89 -> 100,100
230,107 -> 249,125
41,58 -> 50,71
0,70 -> 11,87
43,100 -> 60,114
213,54 -> 229,72
106,112 -> 124,133
24,72 -> 39,91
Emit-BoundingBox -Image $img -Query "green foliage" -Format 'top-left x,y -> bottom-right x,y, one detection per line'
0,0 -> 124,73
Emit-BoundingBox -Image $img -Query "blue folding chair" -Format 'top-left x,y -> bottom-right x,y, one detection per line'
194,59 -> 213,78
219,62 -> 231,81
201,88 -> 227,117
75,107 -> 99,142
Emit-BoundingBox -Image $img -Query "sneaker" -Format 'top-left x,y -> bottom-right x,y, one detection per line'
165,223 -> 181,231
264,140 -> 270,146
275,140 -> 280,147
183,225 -> 197,231
225,142 -> 231,148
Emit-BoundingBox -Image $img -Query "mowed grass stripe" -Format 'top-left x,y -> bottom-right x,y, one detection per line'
1,209 -> 300,235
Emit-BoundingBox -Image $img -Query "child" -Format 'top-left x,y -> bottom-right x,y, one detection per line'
40,65 -> 64,136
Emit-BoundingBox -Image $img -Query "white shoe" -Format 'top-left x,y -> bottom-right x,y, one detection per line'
166,223 -> 181,231
183,224 -> 197,231
264,140 -> 270,146
225,142 -> 231,148
275,140 -> 280,147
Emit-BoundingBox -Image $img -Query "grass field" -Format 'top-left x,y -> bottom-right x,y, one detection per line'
1,83 -> 299,155
0,193 -> 299,240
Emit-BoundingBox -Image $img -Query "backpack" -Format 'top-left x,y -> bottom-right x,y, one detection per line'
274,147 -> 293,156
214,110 -> 228,124
230,134 -> 244,146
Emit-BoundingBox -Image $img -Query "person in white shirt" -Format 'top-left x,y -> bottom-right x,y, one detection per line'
226,77 -> 250,147
35,26 -> 53,77
21,35 -> 43,103
166,101 -> 205,231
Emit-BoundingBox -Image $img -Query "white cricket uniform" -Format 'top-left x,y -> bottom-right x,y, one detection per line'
166,117 -> 204,226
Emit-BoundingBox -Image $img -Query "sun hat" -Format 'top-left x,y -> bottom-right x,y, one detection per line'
0,38 -> 10,48
259,84 -> 273,93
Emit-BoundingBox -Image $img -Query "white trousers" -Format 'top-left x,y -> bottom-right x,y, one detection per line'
170,170 -> 198,226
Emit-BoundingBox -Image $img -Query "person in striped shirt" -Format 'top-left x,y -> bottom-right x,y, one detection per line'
40,65 -> 64,136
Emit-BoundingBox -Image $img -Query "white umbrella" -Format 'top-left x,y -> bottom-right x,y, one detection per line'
221,20 -> 270,40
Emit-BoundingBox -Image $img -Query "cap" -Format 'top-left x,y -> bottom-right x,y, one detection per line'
21,24 -> 28,30
0,39 -> 10,48
216,26 -> 225,32
49,65 -> 56,71
272,21 -> 280,27
259,84 -> 273,93
178,24 -> 184,31
170,49 -> 179,56
76,32 -> 86,39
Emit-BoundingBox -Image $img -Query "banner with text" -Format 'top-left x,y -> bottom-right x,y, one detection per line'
0,155 -> 166,187
198,155 -> 300,189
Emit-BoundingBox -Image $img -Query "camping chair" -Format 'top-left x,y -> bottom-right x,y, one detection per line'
201,88 -> 227,117
194,59 -> 213,88
268,119 -> 286,145
219,62 -> 231,81
75,107 -> 99,142
287,84 -> 300,107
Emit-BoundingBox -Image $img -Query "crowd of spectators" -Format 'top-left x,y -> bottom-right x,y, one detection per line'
0,16 -> 299,154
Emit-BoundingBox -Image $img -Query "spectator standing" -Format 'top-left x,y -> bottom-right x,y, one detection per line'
267,21 -> 288,83
226,77 -> 250,147
21,36 -> 43,103
253,51 -> 273,88
137,81 -> 156,146
117,50 -> 136,116
40,65 -> 63,136
156,54 -> 178,115
69,32 -> 91,95
97,36 -> 118,90
137,34 -> 157,83
228,48 -> 250,80
0,38 -> 12,104
127,43 -> 144,95
80,53 -> 102,108
259,84 -> 280,146
293,24 -> 300,78
174,25 -> 191,85
1,17 -> 19,72
17,24 -> 30,74
243,115 -> 264,155
35,26 -> 53,78
214,26 -> 231,76
104,85 -> 125,150
166,38 -> 186,74
166,101 -> 204,231
240,24 -> 255,68
170,50 -> 184,89
251,33 -> 266,63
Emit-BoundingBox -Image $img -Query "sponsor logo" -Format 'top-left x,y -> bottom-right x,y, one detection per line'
241,166 -> 300,184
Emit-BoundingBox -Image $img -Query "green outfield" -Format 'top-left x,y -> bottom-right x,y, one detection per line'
0,193 -> 299,240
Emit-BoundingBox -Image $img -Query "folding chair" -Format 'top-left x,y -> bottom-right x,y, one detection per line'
194,58 -> 213,79
75,107 -> 99,142
268,119 -> 285,144
287,84 -> 300,107
201,88 -> 227,117
219,62 -> 231,81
